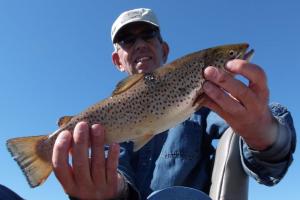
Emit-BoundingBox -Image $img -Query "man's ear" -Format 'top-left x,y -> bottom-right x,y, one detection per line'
112,51 -> 125,72
162,41 -> 170,64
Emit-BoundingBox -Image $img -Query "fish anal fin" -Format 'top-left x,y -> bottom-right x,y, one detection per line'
133,134 -> 155,152
112,73 -> 144,96
57,116 -> 73,127
6,135 -> 52,187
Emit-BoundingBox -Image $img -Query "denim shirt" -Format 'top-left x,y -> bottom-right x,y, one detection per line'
118,103 -> 296,200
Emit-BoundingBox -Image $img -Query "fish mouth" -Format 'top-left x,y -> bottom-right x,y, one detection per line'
243,49 -> 254,61
235,47 -> 255,62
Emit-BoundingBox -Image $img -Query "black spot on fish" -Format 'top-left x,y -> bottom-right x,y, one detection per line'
178,87 -> 186,93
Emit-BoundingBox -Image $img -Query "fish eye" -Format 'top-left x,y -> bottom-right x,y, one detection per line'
229,50 -> 235,56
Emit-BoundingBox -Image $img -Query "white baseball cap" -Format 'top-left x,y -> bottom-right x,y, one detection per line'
111,8 -> 160,43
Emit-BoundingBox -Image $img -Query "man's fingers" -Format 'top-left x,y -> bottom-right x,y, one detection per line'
72,121 -> 92,184
226,59 -> 269,100
90,124 -> 106,185
52,122 -> 121,199
204,66 -> 257,108
52,130 -> 75,192
203,81 -> 245,115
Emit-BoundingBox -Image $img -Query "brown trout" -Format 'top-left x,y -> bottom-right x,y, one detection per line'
7,43 -> 254,188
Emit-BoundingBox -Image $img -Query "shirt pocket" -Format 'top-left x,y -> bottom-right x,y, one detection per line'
151,120 -> 204,188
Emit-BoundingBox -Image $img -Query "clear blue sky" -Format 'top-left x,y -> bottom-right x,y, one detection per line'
0,1 -> 299,199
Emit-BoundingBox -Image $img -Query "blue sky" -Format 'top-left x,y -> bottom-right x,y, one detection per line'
0,1 -> 299,199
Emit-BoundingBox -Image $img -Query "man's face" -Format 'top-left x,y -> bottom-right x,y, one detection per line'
112,23 -> 169,75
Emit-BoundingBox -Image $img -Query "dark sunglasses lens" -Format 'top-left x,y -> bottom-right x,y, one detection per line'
141,30 -> 157,40
120,35 -> 136,46
118,29 -> 158,47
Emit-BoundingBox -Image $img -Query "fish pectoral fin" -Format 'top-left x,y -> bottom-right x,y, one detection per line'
192,92 -> 206,111
112,73 -> 144,96
57,116 -> 73,127
133,134 -> 155,152
6,135 -> 52,187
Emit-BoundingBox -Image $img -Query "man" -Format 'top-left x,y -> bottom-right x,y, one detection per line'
52,8 -> 296,200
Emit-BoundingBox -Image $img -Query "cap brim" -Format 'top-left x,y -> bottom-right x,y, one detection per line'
112,20 -> 159,43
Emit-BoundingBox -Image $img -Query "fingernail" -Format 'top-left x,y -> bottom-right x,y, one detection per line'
92,124 -> 103,136
204,67 -> 217,79
57,131 -> 66,141
226,60 -> 234,69
77,121 -> 89,130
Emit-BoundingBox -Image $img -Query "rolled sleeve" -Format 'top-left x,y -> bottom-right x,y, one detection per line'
240,103 -> 296,186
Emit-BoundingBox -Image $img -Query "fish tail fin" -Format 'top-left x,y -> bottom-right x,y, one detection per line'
6,135 -> 52,187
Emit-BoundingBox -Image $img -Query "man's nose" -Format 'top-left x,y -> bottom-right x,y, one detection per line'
133,37 -> 148,50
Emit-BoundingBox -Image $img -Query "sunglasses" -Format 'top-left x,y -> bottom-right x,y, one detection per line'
116,29 -> 161,49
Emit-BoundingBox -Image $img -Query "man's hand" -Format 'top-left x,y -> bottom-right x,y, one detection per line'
202,59 -> 278,150
52,121 -> 125,200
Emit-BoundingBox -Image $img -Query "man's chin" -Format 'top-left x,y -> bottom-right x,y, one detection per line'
136,64 -> 150,73
136,64 -> 159,73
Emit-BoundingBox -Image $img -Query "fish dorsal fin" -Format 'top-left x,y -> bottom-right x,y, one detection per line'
112,73 -> 144,96
57,116 -> 73,127
155,61 -> 181,76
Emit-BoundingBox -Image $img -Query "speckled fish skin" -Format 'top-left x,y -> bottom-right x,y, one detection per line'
6,43 -> 253,188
